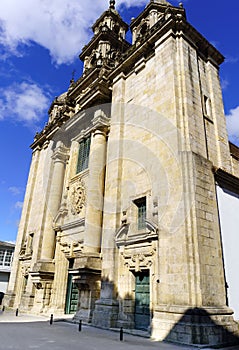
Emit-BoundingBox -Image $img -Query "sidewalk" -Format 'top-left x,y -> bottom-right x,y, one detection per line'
0,309 -> 72,323
0,310 -> 238,350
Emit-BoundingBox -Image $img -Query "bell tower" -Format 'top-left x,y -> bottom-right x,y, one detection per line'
80,0 -> 130,72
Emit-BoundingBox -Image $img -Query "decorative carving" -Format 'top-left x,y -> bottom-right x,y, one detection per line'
122,248 -> 155,272
70,179 -> 86,215
35,282 -> 43,289
60,240 -> 83,258
115,219 -> 158,247
121,210 -> 127,224
21,264 -> 30,276
19,241 -> 27,256
132,254 -> 145,272
152,197 -> 158,219
19,233 -> 34,260
53,194 -> 68,227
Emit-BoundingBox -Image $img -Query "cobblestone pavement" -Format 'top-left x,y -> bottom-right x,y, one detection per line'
0,311 -> 238,350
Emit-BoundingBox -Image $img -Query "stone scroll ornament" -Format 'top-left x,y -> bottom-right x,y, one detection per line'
70,179 -> 86,215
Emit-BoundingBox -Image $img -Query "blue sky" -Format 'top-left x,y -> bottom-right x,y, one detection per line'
0,0 -> 238,243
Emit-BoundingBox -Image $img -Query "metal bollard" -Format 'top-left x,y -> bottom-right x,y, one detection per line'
2,306 -> 5,312
50,314 -> 53,325
78,320 -> 82,332
120,327 -> 123,341
16,308 -> 19,317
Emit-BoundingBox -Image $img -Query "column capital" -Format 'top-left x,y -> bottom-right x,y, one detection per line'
92,111 -> 110,134
52,144 -> 69,164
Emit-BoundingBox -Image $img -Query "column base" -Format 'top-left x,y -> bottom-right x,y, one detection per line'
92,298 -> 119,328
2,292 -> 16,308
152,305 -> 239,347
73,308 -> 92,323
19,293 -> 35,312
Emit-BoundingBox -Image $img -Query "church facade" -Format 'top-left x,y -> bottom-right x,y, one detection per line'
6,0 -> 239,346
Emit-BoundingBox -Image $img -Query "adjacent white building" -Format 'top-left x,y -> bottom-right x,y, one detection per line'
0,241 -> 15,303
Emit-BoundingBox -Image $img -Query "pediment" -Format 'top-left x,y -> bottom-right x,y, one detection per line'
115,219 -> 158,247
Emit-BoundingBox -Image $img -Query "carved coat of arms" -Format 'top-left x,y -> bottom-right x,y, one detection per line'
70,179 -> 86,215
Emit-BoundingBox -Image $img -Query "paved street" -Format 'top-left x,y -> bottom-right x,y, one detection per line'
0,311 -> 239,350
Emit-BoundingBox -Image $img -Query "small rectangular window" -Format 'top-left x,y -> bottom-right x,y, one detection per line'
134,197 -> 146,230
76,136 -> 91,173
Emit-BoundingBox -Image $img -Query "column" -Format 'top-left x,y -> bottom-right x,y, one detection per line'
92,75 -> 126,328
84,113 -> 109,254
41,142 -> 69,260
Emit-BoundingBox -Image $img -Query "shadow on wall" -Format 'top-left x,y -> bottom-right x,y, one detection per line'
74,277 -> 239,347
0,292 -> 4,305
164,307 -> 239,348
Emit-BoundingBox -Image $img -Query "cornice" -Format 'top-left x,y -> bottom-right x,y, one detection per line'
214,167 -> 239,196
177,19 -> 224,66
77,78 -> 112,110
68,67 -> 101,99
31,115 -> 70,150
130,2 -> 185,30
60,218 -> 85,232
229,141 -> 239,160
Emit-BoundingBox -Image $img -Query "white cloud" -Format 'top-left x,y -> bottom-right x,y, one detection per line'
15,201 -> 23,209
117,0 -> 148,8
0,0 -> 148,65
8,187 -> 22,196
0,82 -> 50,127
226,106 -> 239,145
220,78 -> 229,90
225,56 -> 239,64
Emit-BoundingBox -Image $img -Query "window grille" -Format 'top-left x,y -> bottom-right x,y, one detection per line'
0,249 -> 14,267
0,250 -> 4,265
134,197 -> 146,230
76,136 -> 91,173
4,250 -> 13,266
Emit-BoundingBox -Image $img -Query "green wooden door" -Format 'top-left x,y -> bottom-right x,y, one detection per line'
135,271 -> 150,330
65,275 -> 78,314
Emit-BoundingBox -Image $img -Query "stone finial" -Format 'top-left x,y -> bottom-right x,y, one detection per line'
179,2 -> 183,8
109,0 -> 115,9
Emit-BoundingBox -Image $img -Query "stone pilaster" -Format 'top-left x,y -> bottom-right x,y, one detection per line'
41,142 -> 69,260
5,147 -> 41,308
84,113 -> 109,254
92,76 -> 126,328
